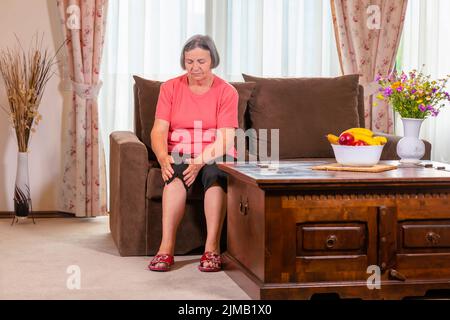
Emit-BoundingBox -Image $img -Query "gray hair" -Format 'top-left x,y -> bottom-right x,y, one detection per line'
180,34 -> 220,70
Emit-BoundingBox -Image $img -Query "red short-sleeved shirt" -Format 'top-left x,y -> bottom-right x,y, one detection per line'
155,74 -> 238,158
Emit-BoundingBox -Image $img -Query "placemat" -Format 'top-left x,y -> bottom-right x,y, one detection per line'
311,163 -> 398,173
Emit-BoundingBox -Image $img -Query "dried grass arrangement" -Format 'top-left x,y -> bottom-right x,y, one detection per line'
0,34 -> 63,152
0,34 -> 64,223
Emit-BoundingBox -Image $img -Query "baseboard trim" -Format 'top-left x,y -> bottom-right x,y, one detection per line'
0,211 -> 75,219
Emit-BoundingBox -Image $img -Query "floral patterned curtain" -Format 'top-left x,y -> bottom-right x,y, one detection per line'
331,0 -> 408,133
56,0 -> 108,217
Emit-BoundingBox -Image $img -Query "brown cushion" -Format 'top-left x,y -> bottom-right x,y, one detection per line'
228,82 -> 256,129
242,74 -> 361,159
133,75 -> 162,160
133,75 -> 256,160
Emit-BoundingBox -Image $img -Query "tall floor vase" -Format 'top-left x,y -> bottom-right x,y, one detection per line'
12,152 -> 35,224
396,118 -> 425,164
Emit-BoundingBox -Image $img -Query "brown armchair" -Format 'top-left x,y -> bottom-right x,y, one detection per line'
109,75 -> 431,257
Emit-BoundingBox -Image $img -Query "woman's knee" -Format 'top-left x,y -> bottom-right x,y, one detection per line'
165,176 -> 189,192
164,163 -> 189,191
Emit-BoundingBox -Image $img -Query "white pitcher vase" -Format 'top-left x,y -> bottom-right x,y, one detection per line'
396,118 -> 425,164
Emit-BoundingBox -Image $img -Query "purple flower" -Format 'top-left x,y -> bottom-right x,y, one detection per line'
375,74 -> 382,82
419,104 -> 427,112
397,86 -> 403,92
384,87 -> 393,96
401,73 -> 407,81
425,105 -> 440,116
411,89 -> 417,94
432,88 -> 437,93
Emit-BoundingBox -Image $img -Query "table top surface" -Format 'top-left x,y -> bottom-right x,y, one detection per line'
217,159 -> 450,185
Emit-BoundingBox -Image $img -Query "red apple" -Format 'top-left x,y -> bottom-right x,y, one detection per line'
353,140 -> 368,146
338,132 -> 355,145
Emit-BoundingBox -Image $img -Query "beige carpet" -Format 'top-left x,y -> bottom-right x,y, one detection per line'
0,216 -> 250,300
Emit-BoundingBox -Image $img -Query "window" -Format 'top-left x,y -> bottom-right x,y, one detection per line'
395,0 -> 450,162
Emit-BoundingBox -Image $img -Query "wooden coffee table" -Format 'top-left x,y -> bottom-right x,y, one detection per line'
218,160 -> 450,300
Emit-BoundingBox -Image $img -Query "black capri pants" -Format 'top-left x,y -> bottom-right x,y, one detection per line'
165,155 -> 236,193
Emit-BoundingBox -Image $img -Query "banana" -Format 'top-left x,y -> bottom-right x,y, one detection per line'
352,133 -> 381,145
326,134 -> 340,145
373,136 -> 388,145
343,127 -> 374,137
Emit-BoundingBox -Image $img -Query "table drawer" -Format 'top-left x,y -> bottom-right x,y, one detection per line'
400,221 -> 450,249
297,223 -> 367,255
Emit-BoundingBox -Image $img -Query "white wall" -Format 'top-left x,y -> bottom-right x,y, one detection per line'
0,0 -> 70,211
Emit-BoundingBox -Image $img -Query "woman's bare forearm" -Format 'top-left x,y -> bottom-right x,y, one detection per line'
151,131 -> 169,161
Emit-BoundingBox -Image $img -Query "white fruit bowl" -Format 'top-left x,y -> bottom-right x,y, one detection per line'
331,144 -> 384,167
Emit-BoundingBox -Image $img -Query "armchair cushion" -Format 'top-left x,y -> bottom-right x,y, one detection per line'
133,75 -> 162,161
242,74 -> 361,159
229,82 -> 257,129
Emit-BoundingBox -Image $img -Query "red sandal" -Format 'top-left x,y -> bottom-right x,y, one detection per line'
198,251 -> 222,272
148,254 -> 174,272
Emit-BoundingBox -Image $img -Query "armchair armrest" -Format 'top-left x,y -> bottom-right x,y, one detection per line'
375,132 -> 432,161
109,131 -> 150,256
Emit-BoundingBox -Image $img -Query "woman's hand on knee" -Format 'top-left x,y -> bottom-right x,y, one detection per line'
183,159 -> 203,187
158,155 -> 174,182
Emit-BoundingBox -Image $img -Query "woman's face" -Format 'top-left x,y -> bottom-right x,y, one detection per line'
184,47 -> 213,82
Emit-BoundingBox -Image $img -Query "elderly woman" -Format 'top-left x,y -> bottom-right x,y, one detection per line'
148,35 -> 238,272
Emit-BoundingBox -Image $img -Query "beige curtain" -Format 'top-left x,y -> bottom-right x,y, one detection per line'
331,0 -> 408,133
56,0 -> 108,217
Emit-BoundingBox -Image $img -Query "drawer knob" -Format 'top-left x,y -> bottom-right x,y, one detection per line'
426,231 -> 441,245
244,202 -> 249,215
326,235 -> 338,249
239,200 -> 249,216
